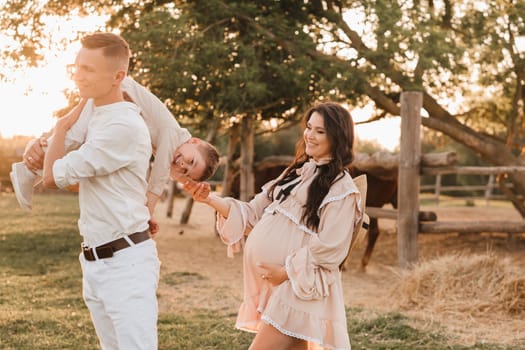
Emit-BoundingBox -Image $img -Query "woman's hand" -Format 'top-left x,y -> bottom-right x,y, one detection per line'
257,262 -> 288,286
181,178 -> 211,203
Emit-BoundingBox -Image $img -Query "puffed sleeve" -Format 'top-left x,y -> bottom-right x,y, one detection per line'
285,192 -> 360,300
216,182 -> 275,257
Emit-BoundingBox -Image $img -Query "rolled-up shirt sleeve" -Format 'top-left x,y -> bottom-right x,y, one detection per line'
53,119 -> 140,189
285,193 -> 359,300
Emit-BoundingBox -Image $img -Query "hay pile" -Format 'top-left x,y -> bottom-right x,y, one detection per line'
390,252 -> 525,317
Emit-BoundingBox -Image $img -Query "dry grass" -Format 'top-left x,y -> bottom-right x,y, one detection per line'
391,252 -> 525,316
389,252 -> 525,344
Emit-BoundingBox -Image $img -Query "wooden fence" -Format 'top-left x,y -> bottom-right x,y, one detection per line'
421,172 -> 512,205
396,92 -> 525,268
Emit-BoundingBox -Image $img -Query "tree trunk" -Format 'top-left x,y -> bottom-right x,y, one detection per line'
221,125 -> 240,197
240,115 -> 255,201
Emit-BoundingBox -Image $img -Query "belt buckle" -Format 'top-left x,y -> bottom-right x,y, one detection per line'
95,246 -> 114,259
81,243 -> 95,261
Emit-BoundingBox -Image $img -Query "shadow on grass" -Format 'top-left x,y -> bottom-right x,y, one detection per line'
0,318 -> 99,350
159,313 -> 254,350
0,193 -> 81,275
0,231 -> 81,275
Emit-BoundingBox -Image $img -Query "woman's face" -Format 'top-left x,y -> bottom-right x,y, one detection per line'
304,111 -> 332,161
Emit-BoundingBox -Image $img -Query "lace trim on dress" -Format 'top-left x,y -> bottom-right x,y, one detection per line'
318,188 -> 358,213
318,188 -> 365,233
260,315 -> 348,350
265,206 -> 317,235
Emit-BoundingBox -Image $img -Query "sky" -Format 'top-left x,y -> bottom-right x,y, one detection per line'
1,13 -> 110,139
0,13 -> 401,151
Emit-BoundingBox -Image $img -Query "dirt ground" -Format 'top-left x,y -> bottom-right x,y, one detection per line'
153,197 -> 525,346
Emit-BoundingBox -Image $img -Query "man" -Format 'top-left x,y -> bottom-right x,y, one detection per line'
42,32 -> 161,349
11,77 -> 219,233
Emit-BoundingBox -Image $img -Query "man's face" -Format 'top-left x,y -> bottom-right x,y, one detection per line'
72,48 -> 118,103
170,140 -> 207,181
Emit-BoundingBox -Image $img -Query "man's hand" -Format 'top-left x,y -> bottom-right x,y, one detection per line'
23,137 -> 47,172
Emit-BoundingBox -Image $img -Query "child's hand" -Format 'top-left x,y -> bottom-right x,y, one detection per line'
55,98 -> 86,132
23,137 -> 46,172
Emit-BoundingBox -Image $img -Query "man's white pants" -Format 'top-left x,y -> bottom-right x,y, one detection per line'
79,239 -> 161,350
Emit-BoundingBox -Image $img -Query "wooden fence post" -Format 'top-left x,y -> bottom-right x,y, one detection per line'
398,91 -> 423,268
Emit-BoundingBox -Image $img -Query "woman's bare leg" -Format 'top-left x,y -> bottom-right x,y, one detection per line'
249,322 -> 308,350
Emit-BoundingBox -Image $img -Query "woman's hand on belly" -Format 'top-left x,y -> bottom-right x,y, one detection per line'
256,262 -> 288,286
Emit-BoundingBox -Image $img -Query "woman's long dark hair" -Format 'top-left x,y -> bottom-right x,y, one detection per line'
268,102 -> 355,231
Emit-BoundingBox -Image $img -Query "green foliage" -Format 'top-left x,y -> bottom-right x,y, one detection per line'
2,0 -> 525,194
254,124 -> 302,160
117,0 -> 325,137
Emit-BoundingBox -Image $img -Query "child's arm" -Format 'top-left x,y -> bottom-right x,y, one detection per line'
23,99 -> 87,172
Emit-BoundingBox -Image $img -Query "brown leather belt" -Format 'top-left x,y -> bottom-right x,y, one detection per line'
82,229 -> 150,261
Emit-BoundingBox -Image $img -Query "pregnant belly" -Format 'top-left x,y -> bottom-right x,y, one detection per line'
244,214 -> 304,268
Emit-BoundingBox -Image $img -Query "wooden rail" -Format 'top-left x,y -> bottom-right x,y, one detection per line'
395,92 -> 525,268
420,221 -> 525,234
421,173 -> 514,205
422,166 -> 525,175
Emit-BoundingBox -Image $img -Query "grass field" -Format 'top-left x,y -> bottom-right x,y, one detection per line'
0,193 -> 522,349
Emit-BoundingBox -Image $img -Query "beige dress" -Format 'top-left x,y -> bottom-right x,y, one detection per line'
217,160 -> 365,350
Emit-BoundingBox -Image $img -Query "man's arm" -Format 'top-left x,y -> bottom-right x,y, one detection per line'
42,119 -> 72,188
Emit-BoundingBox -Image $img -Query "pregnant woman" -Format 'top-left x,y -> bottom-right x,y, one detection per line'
183,102 -> 367,350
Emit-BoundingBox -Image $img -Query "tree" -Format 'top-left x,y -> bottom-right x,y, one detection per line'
114,1 -> 330,199
311,0 -> 525,209
212,0 -> 525,209
3,0 -> 525,208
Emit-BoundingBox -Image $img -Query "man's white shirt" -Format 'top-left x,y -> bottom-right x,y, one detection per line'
64,77 -> 191,197
53,101 -> 152,247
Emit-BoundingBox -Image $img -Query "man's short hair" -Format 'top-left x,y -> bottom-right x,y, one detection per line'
81,32 -> 131,72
